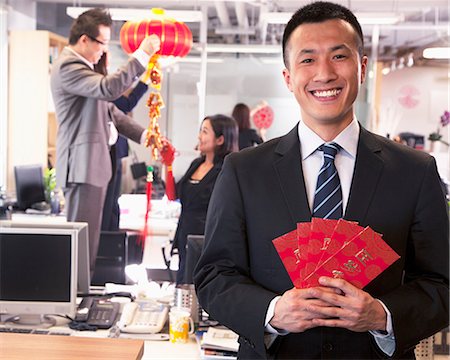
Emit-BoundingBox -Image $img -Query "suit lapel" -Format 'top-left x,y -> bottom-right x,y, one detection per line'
345,127 -> 384,223
273,125 -> 311,225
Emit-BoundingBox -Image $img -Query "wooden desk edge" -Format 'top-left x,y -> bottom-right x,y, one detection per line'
0,333 -> 145,360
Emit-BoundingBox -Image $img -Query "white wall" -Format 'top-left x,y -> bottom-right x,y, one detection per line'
379,66 -> 449,144
7,0 -> 36,30
0,1 -> 36,190
379,66 -> 449,180
0,5 -> 8,190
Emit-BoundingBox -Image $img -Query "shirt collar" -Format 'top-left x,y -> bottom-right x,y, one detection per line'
298,118 -> 360,160
65,46 -> 94,70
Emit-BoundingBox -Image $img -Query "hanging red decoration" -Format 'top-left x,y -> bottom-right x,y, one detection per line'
141,166 -> 153,246
252,101 -> 275,129
160,139 -> 176,201
119,8 -> 193,57
120,9 -> 191,247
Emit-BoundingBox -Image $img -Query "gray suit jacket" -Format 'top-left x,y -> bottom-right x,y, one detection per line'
51,47 -> 146,188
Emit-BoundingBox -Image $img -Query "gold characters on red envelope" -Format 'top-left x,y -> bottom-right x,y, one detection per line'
272,218 -> 401,289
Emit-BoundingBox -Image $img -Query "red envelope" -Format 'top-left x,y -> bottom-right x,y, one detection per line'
272,229 -> 303,288
294,222 -> 314,287
302,226 -> 400,289
303,218 -> 339,276
315,219 -> 364,270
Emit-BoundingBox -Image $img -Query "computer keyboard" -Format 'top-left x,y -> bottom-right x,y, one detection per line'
0,326 -> 71,336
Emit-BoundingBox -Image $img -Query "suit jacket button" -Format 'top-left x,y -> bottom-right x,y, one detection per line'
322,343 -> 333,351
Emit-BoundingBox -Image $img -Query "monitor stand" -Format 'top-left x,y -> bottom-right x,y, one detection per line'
7,314 -> 57,328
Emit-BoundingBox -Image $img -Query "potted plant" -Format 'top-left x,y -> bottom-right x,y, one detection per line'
43,168 -> 59,213
428,110 -> 450,152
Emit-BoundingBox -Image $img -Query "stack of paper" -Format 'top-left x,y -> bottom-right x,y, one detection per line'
199,327 -> 239,360
273,218 -> 400,289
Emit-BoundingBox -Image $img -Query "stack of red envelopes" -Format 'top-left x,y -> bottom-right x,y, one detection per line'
272,218 -> 400,289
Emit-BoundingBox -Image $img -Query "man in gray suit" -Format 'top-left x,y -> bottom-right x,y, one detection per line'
50,8 -> 160,274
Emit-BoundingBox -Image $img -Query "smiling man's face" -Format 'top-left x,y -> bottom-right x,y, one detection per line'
283,19 -> 367,129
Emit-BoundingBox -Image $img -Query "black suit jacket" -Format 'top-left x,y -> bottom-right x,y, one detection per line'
194,124 -> 449,359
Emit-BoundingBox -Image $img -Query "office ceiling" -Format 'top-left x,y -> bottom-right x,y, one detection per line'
35,0 -> 450,65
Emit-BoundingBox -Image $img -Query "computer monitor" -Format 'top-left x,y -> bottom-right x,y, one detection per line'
184,235 -> 205,284
14,164 -> 46,210
0,220 -> 90,295
0,227 -> 78,325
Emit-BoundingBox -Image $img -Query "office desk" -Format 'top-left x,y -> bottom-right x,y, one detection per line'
11,212 -> 67,223
0,333 -> 144,360
142,337 -> 200,360
118,195 -> 179,235
69,325 -> 200,359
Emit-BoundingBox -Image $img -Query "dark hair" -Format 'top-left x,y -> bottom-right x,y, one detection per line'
203,114 -> 238,159
232,103 -> 251,131
69,8 -> 112,45
94,52 -> 108,75
282,1 -> 364,67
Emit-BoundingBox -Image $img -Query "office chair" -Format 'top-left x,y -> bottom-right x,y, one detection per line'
130,161 -> 147,194
14,164 -> 46,210
184,235 -> 205,284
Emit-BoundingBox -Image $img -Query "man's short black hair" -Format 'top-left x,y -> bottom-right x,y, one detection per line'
69,8 -> 112,45
282,1 -> 364,67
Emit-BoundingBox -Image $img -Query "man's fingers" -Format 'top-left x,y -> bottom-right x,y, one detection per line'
318,276 -> 358,296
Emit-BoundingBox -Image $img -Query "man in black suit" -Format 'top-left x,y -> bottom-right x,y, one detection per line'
194,2 -> 449,359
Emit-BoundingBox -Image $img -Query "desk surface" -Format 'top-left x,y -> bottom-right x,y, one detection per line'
72,328 -> 200,359
0,333 -> 144,360
142,337 -> 199,360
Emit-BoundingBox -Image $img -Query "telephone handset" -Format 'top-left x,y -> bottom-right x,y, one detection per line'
118,301 -> 169,334
75,297 -> 120,329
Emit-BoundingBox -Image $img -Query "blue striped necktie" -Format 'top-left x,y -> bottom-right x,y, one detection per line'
312,142 -> 343,219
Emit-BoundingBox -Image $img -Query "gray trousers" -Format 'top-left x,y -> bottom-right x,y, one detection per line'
64,183 -> 107,277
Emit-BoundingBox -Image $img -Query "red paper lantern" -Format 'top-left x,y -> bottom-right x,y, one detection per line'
252,103 -> 274,129
120,8 -> 193,57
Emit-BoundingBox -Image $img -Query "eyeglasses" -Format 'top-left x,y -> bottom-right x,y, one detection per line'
85,34 -> 107,46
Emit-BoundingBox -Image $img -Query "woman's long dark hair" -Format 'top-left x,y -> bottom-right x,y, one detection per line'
232,103 -> 251,131
204,114 -> 239,160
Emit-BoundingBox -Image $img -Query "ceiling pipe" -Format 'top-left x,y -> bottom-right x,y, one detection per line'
258,4 -> 269,45
214,1 -> 233,44
198,5 -> 208,122
235,2 -> 250,44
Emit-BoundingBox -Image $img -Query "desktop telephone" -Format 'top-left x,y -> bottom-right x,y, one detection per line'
75,297 -> 120,329
118,301 -> 168,334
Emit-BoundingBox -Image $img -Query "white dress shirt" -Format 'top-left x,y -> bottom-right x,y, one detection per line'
264,119 -> 395,356
299,118 -> 358,214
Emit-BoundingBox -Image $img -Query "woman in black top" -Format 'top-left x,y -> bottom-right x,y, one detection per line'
232,103 -> 263,150
172,114 -> 238,284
